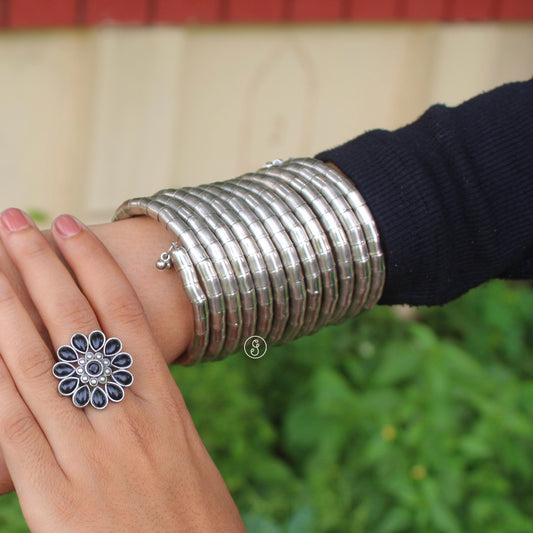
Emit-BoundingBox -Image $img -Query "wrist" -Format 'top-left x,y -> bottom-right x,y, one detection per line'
90,217 -> 194,364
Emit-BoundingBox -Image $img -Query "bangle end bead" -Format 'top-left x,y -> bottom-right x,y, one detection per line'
115,158 -> 385,363
156,251 -> 173,270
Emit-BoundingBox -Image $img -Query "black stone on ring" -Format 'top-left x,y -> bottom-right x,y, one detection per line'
53,330 -> 134,410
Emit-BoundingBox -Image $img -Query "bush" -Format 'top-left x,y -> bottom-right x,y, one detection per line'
1,280 -> 533,532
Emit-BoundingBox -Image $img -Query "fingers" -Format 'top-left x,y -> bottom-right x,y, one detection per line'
0,270 -> 89,448
0,209 -> 100,350
51,215 -> 170,396
0,209 -> 91,439
0,237 -> 50,347
0,208 -> 170,422
0,347 -> 60,495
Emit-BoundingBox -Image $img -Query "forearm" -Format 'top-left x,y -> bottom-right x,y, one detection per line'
28,82 -> 530,366
317,79 -> 533,305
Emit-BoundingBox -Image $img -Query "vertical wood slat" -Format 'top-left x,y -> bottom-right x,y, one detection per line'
153,0 -> 220,23
9,0 -> 77,27
288,0 -> 345,21
225,0 -> 286,22
83,0 -> 150,25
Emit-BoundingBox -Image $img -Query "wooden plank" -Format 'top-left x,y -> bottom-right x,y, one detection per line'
85,29 -> 185,214
449,0 -> 496,20
289,0 -> 344,21
498,0 -> 533,19
84,0 -> 149,25
226,0 -> 285,22
9,0 -> 77,28
404,0 -> 447,19
153,0 -> 220,23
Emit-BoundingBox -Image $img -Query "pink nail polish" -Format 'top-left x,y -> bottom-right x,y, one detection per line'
54,215 -> 83,238
0,208 -> 31,232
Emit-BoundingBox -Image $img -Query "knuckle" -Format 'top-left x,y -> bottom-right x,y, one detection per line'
2,413 -> 35,446
45,486 -> 81,526
19,349 -> 52,382
105,294 -> 146,329
114,412 -> 151,454
0,273 -> 16,307
14,233 -> 49,263
79,445 -> 108,478
49,297 -> 96,333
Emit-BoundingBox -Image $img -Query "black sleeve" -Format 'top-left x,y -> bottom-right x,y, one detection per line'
316,79 -> 533,306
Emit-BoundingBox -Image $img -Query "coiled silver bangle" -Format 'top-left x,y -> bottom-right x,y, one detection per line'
114,157 -> 386,364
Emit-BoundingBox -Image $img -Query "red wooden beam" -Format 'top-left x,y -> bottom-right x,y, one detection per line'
448,0 -> 496,20
403,0 -> 447,19
348,0 -> 399,19
153,0 -> 221,23
5,0 -> 532,28
0,0 -> 7,27
83,0 -> 150,25
289,0 -> 345,21
498,0 -> 533,19
9,0 -> 77,28
226,0 -> 286,22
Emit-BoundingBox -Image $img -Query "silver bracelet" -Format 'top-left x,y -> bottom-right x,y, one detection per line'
289,158 -> 385,308
233,172 -> 339,333
274,160 -> 371,320
256,164 -> 356,322
157,189 -> 257,347
114,157 -> 385,363
182,186 -> 274,339
213,181 -> 306,344
235,175 -> 322,335
202,184 -> 289,344
150,193 -> 243,357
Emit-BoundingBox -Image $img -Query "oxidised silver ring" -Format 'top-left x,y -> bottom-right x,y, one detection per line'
53,330 -> 133,410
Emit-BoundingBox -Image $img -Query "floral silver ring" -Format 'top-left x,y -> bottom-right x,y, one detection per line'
53,330 -> 134,410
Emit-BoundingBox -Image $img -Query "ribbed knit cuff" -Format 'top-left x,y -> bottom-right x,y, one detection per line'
317,79 -> 533,306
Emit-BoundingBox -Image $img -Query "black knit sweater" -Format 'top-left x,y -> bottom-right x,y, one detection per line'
316,79 -> 533,306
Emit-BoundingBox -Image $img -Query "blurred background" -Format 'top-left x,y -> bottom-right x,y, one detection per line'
0,1 -> 533,532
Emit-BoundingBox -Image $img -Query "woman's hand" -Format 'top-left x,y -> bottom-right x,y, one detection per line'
0,208 -> 245,532
0,215 -> 196,496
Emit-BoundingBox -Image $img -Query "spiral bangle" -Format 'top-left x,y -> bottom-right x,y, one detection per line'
114,157 -> 385,363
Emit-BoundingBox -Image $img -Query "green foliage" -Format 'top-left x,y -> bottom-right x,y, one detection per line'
1,280 -> 533,532
0,494 -> 26,532
27,209 -> 50,225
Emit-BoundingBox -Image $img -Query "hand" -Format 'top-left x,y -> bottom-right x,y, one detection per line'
0,209 -> 245,532
0,215 -> 195,496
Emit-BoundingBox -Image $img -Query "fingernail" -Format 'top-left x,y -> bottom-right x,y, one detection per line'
53,215 -> 83,238
0,208 -> 32,232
